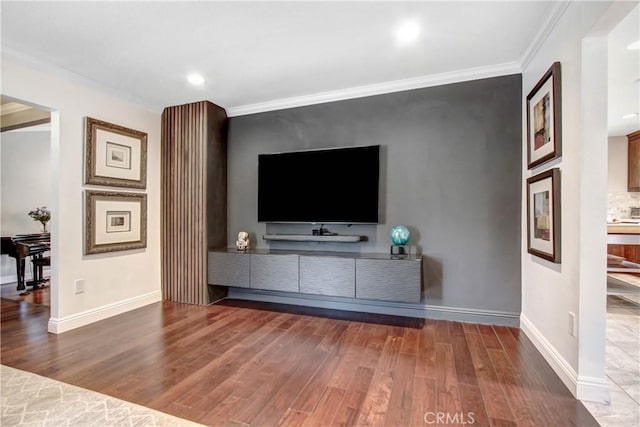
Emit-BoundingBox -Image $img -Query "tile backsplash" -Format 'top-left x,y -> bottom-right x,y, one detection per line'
608,192 -> 640,220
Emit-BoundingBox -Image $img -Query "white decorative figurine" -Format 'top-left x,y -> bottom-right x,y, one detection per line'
236,231 -> 249,251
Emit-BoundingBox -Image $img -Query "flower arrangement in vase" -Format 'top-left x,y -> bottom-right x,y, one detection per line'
28,206 -> 51,233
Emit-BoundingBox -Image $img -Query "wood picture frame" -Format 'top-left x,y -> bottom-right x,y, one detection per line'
526,168 -> 561,263
85,117 -> 147,189
85,190 -> 147,255
526,62 -> 562,169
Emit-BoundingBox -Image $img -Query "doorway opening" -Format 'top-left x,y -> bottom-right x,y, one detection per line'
583,3 -> 639,424
0,96 -> 54,309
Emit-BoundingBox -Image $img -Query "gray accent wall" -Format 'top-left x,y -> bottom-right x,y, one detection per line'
227,74 -> 522,314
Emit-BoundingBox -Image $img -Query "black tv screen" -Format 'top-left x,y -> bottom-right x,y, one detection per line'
258,145 -> 380,223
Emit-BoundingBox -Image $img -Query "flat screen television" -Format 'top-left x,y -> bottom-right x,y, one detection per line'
258,145 -> 380,223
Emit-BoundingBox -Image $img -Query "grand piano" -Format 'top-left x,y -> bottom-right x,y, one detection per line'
1,233 -> 50,291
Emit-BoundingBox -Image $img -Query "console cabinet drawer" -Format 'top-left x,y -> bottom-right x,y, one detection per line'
208,252 -> 250,288
300,256 -> 355,298
355,259 -> 421,303
250,254 -> 299,292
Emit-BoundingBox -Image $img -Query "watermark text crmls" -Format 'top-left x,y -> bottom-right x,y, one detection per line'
424,412 -> 475,424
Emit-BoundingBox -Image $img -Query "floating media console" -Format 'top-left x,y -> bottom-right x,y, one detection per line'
262,234 -> 366,243
208,248 -> 422,304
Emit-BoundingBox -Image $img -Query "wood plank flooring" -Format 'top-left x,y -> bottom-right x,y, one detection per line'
0,282 -> 50,306
0,298 -> 597,426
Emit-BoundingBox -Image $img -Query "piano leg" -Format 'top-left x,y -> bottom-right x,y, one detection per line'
34,259 -> 42,289
16,257 -> 27,293
30,253 -> 43,289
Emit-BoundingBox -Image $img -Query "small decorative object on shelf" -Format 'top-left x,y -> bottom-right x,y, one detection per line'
390,225 -> 410,245
390,225 -> 410,256
236,231 -> 250,251
28,206 -> 51,233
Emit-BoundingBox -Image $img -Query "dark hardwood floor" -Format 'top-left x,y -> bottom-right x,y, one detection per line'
0,281 -> 50,306
0,298 -> 597,426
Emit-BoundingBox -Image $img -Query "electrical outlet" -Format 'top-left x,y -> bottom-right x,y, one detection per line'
74,279 -> 85,294
568,312 -> 576,337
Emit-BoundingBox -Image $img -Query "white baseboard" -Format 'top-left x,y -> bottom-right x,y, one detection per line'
520,314 -> 610,403
576,375 -> 611,404
226,288 -> 519,326
47,290 -> 162,334
1,274 -> 21,284
1,267 -> 51,285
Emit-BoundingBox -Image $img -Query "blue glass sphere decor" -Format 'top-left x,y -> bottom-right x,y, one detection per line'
389,225 -> 410,245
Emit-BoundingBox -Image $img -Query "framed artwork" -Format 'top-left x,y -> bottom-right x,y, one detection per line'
526,62 -> 562,169
85,117 -> 147,189
527,168 -> 561,263
85,190 -> 147,255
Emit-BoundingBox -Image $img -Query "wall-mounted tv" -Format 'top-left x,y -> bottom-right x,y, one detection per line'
258,145 -> 380,224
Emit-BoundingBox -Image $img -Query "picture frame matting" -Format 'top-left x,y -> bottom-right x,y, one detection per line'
526,62 -> 562,169
85,117 -> 147,189
526,168 -> 561,263
85,190 -> 147,255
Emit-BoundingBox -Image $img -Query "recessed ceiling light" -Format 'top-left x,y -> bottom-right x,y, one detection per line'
627,40 -> 640,50
187,73 -> 205,86
396,21 -> 421,45
622,113 -> 639,119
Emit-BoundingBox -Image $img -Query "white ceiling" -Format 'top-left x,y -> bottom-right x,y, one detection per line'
1,1 -> 556,110
1,0 -> 636,136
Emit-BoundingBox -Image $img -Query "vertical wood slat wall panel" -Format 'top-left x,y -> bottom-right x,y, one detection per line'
161,101 -> 227,305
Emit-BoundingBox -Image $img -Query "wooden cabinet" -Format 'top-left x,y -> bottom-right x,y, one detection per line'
607,244 -> 640,264
628,130 -> 640,192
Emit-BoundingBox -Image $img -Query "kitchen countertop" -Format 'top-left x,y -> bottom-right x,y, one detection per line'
607,223 -> 640,235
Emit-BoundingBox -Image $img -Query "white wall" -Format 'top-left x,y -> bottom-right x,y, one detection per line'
1,58 -> 162,332
521,3 -> 606,404
608,135 -> 627,192
522,0 -> 605,373
0,130 -> 51,282
521,0 -> 615,403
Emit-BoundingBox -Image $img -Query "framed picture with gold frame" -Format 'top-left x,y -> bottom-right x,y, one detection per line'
85,190 -> 147,255
85,117 -> 147,189
526,168 -> 561,263
526,62 -> 562,169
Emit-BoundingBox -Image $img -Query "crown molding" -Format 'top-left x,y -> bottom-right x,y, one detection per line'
519,0 -> 572,71
1,44 -> 160,114
4,0 -> 570,120
227,1 -> 570,117
226,61 -> 521,117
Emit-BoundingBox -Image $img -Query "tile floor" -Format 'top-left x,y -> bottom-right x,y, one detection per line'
584,290 -> 640,426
